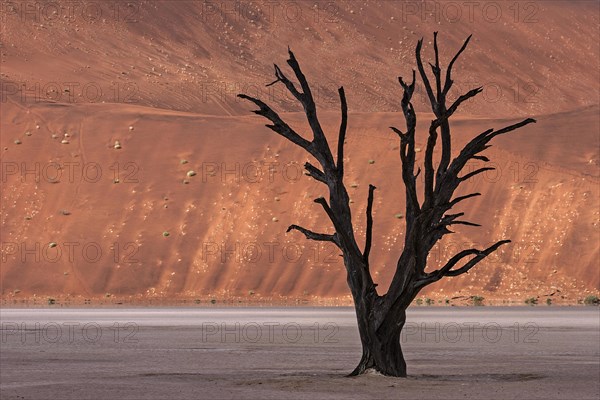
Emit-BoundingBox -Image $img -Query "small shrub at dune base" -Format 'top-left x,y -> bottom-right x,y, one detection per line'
525,297 -> 538,305
194,299 -> 201,304
210,299 -> 217,304
415,298 -> 423,306
47,298 -> 56,305
583,295 -> 599,305
248,290 -> 255,296
424,298 -> 434,306
546,298 -> 552,305
472,296 -> 484,306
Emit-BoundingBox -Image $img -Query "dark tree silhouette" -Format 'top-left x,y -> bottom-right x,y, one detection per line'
238,33 -> 536,377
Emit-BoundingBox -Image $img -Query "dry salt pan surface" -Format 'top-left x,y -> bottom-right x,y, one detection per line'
1,307 -> 598,399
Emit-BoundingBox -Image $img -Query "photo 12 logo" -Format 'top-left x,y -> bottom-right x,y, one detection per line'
1,161 -> 140,185
201,240 -> 341,266
401,321 -> 540,344
199,161 -> 303,184
200,321 -> 339,344
199,1 -> 340,24
1,81 -> 139,104
0,1 -> 140,23
1,322 -> 139,344
397,1 -> 540,23
1,241 -> 140,264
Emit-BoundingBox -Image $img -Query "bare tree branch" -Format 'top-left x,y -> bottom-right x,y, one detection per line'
449,192 -> 481,207
460,166 -> 495,181
443,240 -> 511,276
304,162 -> 326,184
416,38 -> 437,111
446,86 -> 483,117
442,34 -> 472,95
415,239 -> 511,287
287,224 -> 339,246
363,184 -> 376,266
237,94 -> 313,151
423,120 -> 438,208
337,87 -> 348,176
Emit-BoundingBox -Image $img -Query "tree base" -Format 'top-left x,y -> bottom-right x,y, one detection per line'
347,347 -> 407,377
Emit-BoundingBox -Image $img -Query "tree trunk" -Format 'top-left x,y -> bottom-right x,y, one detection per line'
350,306 -> 407,377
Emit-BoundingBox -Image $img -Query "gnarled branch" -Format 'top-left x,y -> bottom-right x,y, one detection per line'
415,239 -> 511,288
287,224 -> 339,246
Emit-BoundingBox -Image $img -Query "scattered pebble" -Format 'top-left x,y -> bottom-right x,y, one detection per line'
163,231 -> 170,237
48,242 -> 57,248
187,170 -> 197,177
114,140 -> 121,149
14,139 -> 21,145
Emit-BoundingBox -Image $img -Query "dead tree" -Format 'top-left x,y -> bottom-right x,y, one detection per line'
238,33 -> 536,377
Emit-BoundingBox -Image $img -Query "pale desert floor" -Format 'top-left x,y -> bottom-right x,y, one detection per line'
1,307 -> 598,400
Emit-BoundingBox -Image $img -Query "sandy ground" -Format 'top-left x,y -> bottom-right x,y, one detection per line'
1,307 -> 598,399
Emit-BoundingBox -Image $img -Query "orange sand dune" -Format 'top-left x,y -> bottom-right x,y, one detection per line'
1,0 -> 598,304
